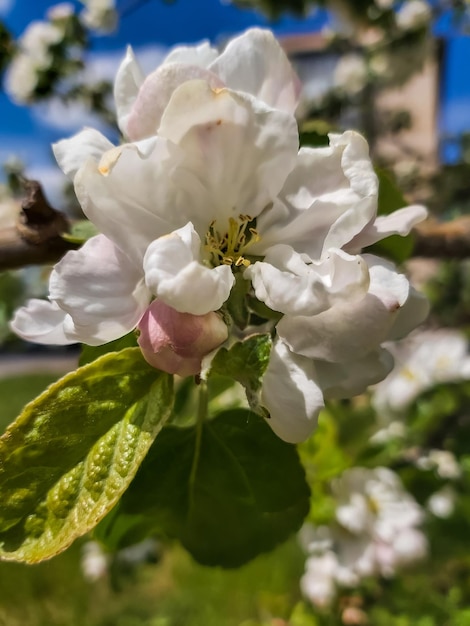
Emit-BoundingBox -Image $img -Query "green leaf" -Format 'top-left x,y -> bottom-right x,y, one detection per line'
210,334 -> 272,393
61,220 -> 99,245
97,409 -> 310,567
0,348 -> 173,563
79,331 -> 138,366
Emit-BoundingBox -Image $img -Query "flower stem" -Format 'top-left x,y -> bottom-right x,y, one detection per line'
189,379 -> 208,498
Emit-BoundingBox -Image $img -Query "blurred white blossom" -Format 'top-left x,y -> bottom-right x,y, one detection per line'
6,20 -> 63,103
373,330 -> 470,418
396,0 -> 431,31
417,449 -> 462,480
427,486 -> 457,518
333,53 -> 368,96
301,467 -> 427,608
80,0 -> 117,32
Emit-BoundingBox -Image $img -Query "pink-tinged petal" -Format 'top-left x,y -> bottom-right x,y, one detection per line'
137,300 -> 228,376
346,205 -> 428,252
277,257 -> 410,362
53,128 -> 114,178
254,132 -> 378,258
143,223 -> 234,315
49,234 -> 151,345
261,339 -> 324,443
10,299 -> 77,345
209,28 -> 301,114
162,41 -> 218,67
159,81 -> 299,229
74,137 -> 181,266
316,348 -> 394,399
245,244 -> 369,316
127,64 -> 224,141
114,46 -> 145,136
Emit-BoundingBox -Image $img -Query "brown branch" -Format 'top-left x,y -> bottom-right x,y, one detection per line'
413,216 -> 470,259
0,180 -> 79,271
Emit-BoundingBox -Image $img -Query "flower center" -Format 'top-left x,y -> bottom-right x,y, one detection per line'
204,214 -> 260,268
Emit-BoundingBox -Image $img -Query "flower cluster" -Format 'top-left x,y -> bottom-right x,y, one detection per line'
5,4 -> 82,105
300,467 -> 427,608
11,28 -> 429,443
80,0 -> 117,33
372,329 -> 470,419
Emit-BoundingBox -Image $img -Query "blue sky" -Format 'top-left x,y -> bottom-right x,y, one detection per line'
0,0 -> 469,202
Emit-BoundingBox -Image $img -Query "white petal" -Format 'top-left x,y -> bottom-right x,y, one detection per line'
261,339 -> 324,443
10,299 -> 77,345
127,64 -> 224,141
316,348 -> 394,399
254,132 -> 378,258
162,41 -> 218,67
387,284 -> 429,341
74,137 -> 180,267
159,80 -> 299,229
209,28 -> 301,114
277,257 -> 411,362
346,205 -> 428,252
114,46 -> 145,136
49,234 -> 150,345
245,244 -> 369,316
143,223 -> 234,315
53,128 -> 114,178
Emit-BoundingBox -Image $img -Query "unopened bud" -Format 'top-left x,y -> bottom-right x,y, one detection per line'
137,300 -> 228,376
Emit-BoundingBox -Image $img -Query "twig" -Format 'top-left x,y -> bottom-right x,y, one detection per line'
413,216 -> 470,259
0,180 -> 78,271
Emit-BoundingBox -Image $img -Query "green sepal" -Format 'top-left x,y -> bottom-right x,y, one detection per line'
0,348 -> 174,563
96,409 -> 310,568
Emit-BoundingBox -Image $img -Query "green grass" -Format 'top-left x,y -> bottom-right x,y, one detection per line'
0,373 -> 60,433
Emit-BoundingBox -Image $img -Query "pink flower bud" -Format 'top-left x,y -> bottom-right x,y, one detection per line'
137,300 -> 228,376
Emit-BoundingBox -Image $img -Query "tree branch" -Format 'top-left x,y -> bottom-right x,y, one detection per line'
413,216 -> 470,259
0,180 -> 79,271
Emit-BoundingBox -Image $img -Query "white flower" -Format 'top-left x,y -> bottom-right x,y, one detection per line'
81,541 -> 109,581
5,20 -> 63,103
301,467 -> 427,607
372,330 -> 470,418
427,486 -> 456,518
301,551 -> 339,608
80,0 -> 117,32
417,449 -> 462,480
396,0 -> 431,31
334,53 -> 368,96
11,29 -> 428,444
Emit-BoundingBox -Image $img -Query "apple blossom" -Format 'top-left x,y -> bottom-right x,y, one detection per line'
80,0 -> 117,32
396,0 -> 431,31
300,467 -> 427,607
372,329 -> 470,418
11,28 -> 429,444
5,20 -> 63,103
